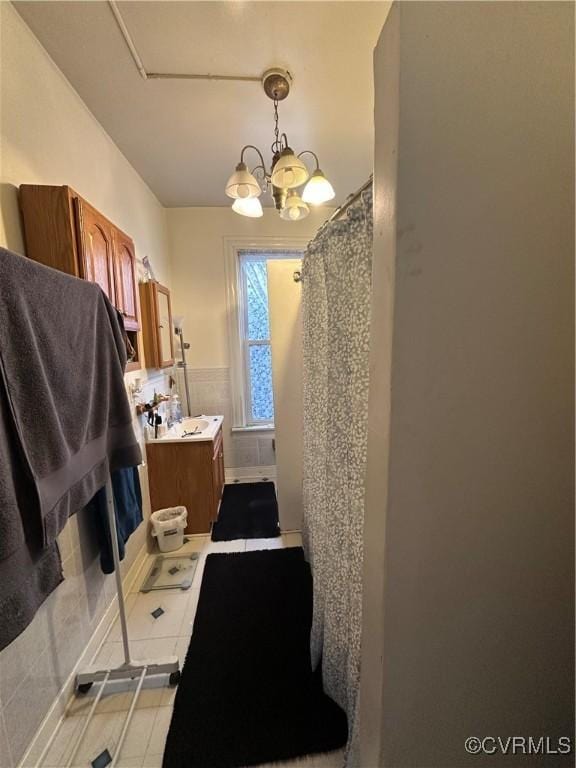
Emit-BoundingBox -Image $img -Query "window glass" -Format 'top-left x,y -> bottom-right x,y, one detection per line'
249,344 -> 274,421
244,260 -> 270,340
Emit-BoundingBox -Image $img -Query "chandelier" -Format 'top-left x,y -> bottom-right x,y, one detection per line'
225,69 -> 335,221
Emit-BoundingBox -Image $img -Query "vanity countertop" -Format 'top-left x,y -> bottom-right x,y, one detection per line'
146,415 -> 223,444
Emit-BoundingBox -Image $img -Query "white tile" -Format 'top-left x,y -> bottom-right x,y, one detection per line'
245,533 -> 302,552
3,648 -> 61,765
118,707 -> 157,760
190,557 -> 207,588
245,537 -> 285,551
178,535 -> 210,555
257,437 -> 276,466
116,757 -> 144,767
66,683 -> 132,717
174,637 -> 190,668
204,539 -> 246,554
109,590 -> 192,642
33,715 -> 84,767
105,593 -> 138,641
72,710 -> 124,766
57,525 -> 74,562
0,714 -> 12,768
178,588 -> 201,637
145,706 -> 173,757
142,751 -> 164,768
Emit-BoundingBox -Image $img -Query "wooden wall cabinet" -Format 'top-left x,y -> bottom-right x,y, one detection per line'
19,184 -> 141,367
74,196 -> 116,304
146,427 -> 225,534
139,281 -> 174,369
113,229 -> 140,330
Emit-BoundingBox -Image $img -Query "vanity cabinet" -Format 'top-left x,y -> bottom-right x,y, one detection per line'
212,428 -> 225,510
19,184 -> 141,365
146,426 -> 226,534
139,281 -> 174,369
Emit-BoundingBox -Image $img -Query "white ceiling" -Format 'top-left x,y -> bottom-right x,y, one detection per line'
13,1 -> 390,207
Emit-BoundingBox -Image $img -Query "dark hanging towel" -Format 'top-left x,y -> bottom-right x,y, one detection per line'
87,466 -> 143,574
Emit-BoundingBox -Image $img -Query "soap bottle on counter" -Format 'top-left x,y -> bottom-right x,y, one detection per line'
170,393 -> 183,423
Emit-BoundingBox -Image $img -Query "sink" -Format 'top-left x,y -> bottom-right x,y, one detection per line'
146,414 -> 224,443
177,417 -> 209,436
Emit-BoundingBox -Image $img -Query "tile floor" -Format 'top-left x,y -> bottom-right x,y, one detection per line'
34,533 -> 345,768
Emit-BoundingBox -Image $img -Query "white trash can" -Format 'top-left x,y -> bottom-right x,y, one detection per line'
150,506 -> 188,552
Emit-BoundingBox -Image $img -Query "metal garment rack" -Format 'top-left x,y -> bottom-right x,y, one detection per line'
63,475 -> 180,767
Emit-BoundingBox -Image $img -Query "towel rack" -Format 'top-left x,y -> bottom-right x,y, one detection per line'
39,475 -> 180,767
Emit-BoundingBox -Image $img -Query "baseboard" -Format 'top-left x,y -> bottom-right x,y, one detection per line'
19,545 -> 150,768
224,465 -> 276,483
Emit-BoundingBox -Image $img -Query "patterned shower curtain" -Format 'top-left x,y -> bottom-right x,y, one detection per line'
302,187 -> 372,763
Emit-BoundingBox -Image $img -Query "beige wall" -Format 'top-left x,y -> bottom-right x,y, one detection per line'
0,7 -> 172,766
167,206 -> 332,469
0,5 -> 170,286
268,258 -> 304,530
167,206 -> 331,368
360,3 -> 574,766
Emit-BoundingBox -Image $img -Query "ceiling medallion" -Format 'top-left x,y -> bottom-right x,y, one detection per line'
225,68 -> 335,221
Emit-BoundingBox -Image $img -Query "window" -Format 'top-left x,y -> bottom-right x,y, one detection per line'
240,253 -> 274,424
225,240 -> 306,430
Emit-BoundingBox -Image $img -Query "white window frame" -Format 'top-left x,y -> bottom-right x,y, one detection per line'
224,236 -> 308,431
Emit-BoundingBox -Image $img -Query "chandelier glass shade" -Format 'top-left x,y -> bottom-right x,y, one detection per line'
270,149 -> 310,190
225,162 -> 262,199
232,196 -> 264,217
302,168 -> 336,205
225,69 -> 334,220
280,190 -> 310,221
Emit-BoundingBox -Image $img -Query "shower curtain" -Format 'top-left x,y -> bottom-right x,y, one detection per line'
302,187 -> 372,763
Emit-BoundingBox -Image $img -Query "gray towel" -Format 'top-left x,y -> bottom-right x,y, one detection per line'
0,248 -> 141,650
0,378 -> 63,651
0,248 -> 141,547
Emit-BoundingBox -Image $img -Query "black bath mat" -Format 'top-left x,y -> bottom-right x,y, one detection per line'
163,548 -> 348,768
211,481 -> 280,541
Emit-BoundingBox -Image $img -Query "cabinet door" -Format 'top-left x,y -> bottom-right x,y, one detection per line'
75,199 -> 115,302
113,229 -> 140,330
211,429 -> 225,519
139,281 -> 175,369
156,284 -> 175,367
218,444 -> 225,499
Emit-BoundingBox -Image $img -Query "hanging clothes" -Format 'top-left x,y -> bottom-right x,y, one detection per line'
301,187 -> 373,765
0,380 -> 63,652
87,465 -> 143,574
0,247 -> 141,651
0,248 -> 141,547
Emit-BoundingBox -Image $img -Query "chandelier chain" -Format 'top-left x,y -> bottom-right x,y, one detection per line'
272,98 -> 280,155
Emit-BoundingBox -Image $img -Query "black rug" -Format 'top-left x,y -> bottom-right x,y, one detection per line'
211,481 -> 280,541
163,548 -> 348,768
